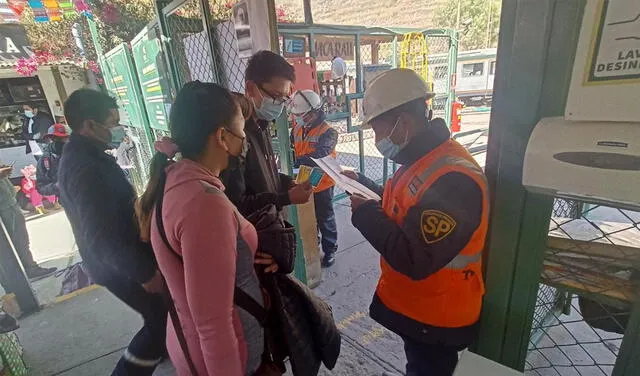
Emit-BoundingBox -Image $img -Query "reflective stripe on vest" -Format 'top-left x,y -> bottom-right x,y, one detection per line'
293,123 -> 337,192
377,139 -> 488,329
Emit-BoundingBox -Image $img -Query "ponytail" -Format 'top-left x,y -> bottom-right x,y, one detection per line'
137,138 -> 179,242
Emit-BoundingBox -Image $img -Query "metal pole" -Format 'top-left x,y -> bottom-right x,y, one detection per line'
267,0 -> 308,283
486,0 -> 492,49
156,0 -> 181,93
355,34 -> 365,173
456,0 -> 462,30
303,0 -> 313,25
0,216 -> 39,315
199,0 -> 223,85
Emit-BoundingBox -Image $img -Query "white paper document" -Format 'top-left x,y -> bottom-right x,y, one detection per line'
311,156 -> 382,201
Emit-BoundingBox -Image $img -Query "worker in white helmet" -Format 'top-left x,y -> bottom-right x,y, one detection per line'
289,90 -> 340,267
342,68 -> 489,375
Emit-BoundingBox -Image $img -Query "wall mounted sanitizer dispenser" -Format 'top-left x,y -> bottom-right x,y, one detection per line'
522,0 -> 640,210
523,117 -> 640,210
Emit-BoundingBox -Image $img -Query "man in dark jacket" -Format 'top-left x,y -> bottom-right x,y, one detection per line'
58,89 -> 167,376
221,50 -> 312,217
36,124 -> 68,200
22,104 -> 54,157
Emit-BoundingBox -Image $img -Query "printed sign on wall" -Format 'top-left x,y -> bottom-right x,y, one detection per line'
586,0 -> 640,84
314,36 -> 355,61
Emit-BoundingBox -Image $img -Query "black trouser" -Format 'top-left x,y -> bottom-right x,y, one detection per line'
0,205 -> 38,288
314,187 -> 337,256
403,336 -> 466,376
104,277 -> 167,376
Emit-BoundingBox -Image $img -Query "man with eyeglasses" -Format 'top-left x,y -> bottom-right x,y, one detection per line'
222,50 -> 313,217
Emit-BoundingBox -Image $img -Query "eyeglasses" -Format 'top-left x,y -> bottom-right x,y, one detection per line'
258,85 -> 290,106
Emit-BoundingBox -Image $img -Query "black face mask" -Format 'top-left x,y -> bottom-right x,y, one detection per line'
53,141 -> 65,155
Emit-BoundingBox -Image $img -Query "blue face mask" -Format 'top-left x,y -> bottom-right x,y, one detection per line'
110,126 -> 126,144
24,110 -> 34,118
294,115 -> 306,127
253,90 -> 285,121
375,118 -> 407,160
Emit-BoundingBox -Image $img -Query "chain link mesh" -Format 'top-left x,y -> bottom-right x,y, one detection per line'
166,0 -> 216,86
526,199 -> 639,375
425,35 -> 451,119
211,20 -> 248,93
100,49 -> 156,194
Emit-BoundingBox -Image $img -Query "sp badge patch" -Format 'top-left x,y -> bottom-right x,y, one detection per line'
421,210 -> 456,244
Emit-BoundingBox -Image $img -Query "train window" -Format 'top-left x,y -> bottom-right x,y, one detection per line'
462,63 -> 484,77
490,61 -> 496,75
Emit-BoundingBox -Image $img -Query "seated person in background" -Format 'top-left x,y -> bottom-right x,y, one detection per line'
20,165 -> 55,214
35,124 -> 69,208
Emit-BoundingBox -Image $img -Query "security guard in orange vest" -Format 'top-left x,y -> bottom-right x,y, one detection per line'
343,69 -> 489,376
289,90 -> 340,267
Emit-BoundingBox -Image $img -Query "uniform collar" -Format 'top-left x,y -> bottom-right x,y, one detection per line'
393,118 -> 450,166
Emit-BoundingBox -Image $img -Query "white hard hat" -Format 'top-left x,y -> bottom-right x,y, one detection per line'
331,57 -> 347,78
289,90 -> 322,115
362,68 -> 435,128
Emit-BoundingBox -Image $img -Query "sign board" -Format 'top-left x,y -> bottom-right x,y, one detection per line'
314,36 -> 355,61
131,27 -> 171,131
585,0 -> 640,83
283,36 -> 306,58
0,24 -> 31,64
565,0 -> 639,122
103,44 -> 145,128
232,0 -> 252,59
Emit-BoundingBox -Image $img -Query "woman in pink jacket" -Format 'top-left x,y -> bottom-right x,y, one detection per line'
137,82 -> 278,375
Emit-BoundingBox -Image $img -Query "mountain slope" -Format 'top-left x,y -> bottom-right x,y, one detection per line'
276,0 -> 448,28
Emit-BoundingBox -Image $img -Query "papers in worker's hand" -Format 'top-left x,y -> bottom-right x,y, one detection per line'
311,156 -> 382,201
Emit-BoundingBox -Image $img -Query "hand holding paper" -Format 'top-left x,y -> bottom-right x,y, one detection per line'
311,156 -> 381,201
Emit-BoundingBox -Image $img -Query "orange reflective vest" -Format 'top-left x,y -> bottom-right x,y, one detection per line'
293,122 -> 336,193
377,139 -> 488,328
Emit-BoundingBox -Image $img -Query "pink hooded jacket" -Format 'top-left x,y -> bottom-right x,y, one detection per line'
151,159 -> 264,375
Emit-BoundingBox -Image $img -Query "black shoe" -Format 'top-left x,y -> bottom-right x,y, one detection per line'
0,312 -> 19,334
26,266 -> 58,281
322,254 -> 336,268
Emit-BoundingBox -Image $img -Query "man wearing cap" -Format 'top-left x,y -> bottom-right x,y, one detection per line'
36,124 -> 69,201
343,68 -> 489,375
289,90 -> 339,267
